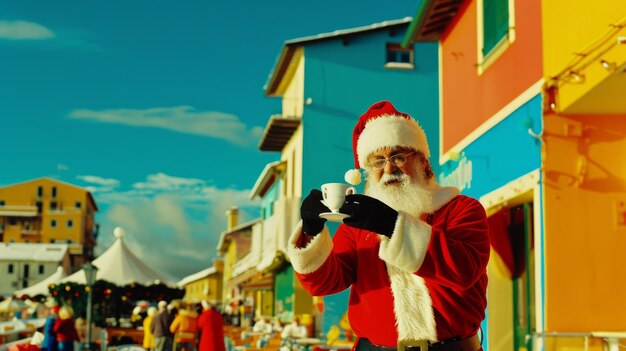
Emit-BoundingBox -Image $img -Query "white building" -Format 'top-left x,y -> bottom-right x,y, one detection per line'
0,243 -> 70,296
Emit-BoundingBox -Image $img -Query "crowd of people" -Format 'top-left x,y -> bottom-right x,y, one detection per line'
145,300 -> 226,351
41,304 -> 85,351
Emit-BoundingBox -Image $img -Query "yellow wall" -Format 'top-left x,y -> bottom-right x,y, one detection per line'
281,48 -> 305,118
487,250 -> 514,351
0,178 -> 97,270
543,113 -> 626,331
184,273 -> 223,304
221,240 -> 237,304
280,52 -> 304,200
542,1 -> 626,112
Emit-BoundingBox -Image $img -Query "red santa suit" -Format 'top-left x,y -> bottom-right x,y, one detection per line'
287,185 -> 490,346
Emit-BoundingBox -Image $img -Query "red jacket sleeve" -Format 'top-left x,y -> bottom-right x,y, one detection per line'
295,224 -> 358,296
417,196 -> 490,290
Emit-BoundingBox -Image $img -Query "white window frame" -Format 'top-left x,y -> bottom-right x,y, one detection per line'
476,0 -> 516,75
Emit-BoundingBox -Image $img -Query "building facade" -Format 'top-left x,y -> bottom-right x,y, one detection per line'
178,259 -> 224,305
0,243 -> 70,296
0,178 -> 99,273
403,1 -> 626,350
258,17 -> 441,338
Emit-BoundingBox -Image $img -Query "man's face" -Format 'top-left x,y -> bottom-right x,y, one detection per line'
364,147 -> 433,215
366,147 -> 420,186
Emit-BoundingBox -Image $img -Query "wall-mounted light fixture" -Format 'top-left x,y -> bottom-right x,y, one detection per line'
600,59 -> 617,71
565,70 -> 585,83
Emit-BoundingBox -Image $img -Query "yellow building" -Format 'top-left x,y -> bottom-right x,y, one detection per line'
178,259 -> 224,305
0,178 -> 98,272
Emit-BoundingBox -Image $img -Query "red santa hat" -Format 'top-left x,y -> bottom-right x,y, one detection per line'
344,100 -> 430,186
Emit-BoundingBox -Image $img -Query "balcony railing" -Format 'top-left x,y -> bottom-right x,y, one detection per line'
0,205 -> 38,217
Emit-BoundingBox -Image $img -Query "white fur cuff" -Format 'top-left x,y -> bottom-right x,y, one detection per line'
378,212 -> 431,273
287,221 -> 333,274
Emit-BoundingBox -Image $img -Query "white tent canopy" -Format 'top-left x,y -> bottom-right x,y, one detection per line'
62,227 -> 171,287
14,266 -> 66,297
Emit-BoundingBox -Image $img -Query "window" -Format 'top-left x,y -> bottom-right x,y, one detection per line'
385,43 -> 414,69
36,201 -> 43,212
52,186 -> 57,198
75,201 -> 82,209
0,200 -> 4,206
67,220 -> 73,228
37,186 -> 43,197
66,239 -> 72,244
477,0 -> 515,73
51,219 -> 57,228
39,265 -> 44,274
8,264 -> 14,274
50,202 -> 57,210
50,239 -> 56,243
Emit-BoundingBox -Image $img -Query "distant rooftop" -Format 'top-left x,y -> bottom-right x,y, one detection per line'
0,243 -> 69,262
285,17 -> 413,46
264,17 -> 413,95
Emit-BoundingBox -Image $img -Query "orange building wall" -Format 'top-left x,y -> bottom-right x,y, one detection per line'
440,0 -> 543,154
543,113 -> 626,330
0,178 -> 97,269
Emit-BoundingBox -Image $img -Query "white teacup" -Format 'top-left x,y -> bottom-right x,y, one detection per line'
321,183 -> 356,213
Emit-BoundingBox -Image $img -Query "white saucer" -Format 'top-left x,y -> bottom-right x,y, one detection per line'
319,212 -> 349,222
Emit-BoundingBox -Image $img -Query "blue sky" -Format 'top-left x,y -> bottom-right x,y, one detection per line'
0,0 -> 419,281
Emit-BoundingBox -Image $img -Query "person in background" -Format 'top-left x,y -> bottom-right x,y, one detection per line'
280,317 -> 307,339
53,306 -> 79,351
271,317 -> 283,333
143,306 -> 158,351
252,317 -> 272,348
197,301 -> 225,351
151,301 -> 174,351
252,317 -> 272,334
75,316 -> 102,349
41,304 -> 59,351
170,303 -> 199,351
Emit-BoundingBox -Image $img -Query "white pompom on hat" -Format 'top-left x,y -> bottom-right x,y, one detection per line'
344,100 -> 430,185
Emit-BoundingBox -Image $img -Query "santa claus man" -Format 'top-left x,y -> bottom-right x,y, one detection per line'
287,101 -> 490,351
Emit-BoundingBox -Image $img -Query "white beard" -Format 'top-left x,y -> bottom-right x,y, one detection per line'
365,171 -> 434,217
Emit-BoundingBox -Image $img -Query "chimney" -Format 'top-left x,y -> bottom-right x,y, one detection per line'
226,206 -> 239,231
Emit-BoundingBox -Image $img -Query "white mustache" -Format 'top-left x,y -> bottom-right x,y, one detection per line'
380,172 -> 409,185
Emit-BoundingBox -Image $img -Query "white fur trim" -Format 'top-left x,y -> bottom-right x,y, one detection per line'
287,222 -> 333,274
379,213 -> 432,273
424,181 -> 460,213
387,264 -> 437,342
357,114 -> 430,168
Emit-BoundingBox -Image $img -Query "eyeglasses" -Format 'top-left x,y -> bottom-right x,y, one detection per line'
367,152 -> 415,170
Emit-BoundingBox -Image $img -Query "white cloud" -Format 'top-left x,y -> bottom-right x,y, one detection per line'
68,106 -> 263,147
57,164 -> 69,171
77,175 -> 121,193
0,20 -> 54,40
92,172 -> 260,280
78,175 -> 121,187
133,173 -> 205,191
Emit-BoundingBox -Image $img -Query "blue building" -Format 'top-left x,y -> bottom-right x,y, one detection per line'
249,17 -> 440,339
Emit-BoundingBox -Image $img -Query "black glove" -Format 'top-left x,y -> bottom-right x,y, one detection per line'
300,189 -> 330,235
339,194 -> 398,237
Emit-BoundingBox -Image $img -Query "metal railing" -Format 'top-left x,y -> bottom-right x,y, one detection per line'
533,331 -> 626,351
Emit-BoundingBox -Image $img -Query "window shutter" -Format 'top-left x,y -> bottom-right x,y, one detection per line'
483,0 -> 509,55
